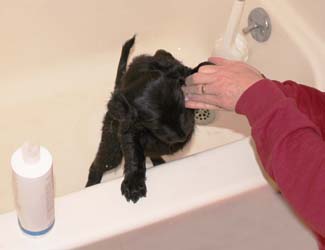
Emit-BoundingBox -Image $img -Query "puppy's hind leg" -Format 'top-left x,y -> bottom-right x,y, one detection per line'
86,116 -> 122,187
150,156 -> 165,166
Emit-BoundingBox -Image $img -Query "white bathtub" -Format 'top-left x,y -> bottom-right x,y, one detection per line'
0,0 -> 324,249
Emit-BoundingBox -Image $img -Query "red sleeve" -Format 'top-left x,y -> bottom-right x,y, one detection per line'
235,79 -> 325,238
276,80 -> 325,137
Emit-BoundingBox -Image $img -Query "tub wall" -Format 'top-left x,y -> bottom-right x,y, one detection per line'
0,138 -> 269,250
0,0 -> 232,80
76,186 -> 316,250
263,0 -> 325,87
288,0 -> 325,39
0,138 -> 317,249
3,0 -> 323,81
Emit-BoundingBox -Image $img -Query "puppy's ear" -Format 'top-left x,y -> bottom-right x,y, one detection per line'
154,49 -> 175,60
108,92 -> 137,122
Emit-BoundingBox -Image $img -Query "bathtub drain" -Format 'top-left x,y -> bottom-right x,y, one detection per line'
194,109 -> 216,125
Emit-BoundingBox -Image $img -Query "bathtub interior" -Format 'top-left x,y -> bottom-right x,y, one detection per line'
0,0 -> 316,214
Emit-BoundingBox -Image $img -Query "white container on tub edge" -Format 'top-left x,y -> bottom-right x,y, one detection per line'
11,143 -> 55,236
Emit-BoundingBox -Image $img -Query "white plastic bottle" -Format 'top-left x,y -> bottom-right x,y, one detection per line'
11,143 -> 55,236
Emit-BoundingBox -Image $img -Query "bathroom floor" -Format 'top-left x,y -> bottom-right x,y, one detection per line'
76,186 -> 317,250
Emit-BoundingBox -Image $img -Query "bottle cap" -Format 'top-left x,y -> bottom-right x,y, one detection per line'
22,143 -> 41,165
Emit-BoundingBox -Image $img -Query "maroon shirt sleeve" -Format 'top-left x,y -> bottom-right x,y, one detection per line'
235,79 -> 325,241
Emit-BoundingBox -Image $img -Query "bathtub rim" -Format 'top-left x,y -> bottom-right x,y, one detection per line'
0,137 -> 268,250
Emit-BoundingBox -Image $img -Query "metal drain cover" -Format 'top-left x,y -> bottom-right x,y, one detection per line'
194,109 -> 216,125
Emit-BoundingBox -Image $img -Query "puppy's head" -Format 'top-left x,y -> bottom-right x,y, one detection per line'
108,49 -> 194,144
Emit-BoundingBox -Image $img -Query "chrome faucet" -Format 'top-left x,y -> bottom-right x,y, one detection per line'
242,7 -> 271,42
243,23 -> 260,34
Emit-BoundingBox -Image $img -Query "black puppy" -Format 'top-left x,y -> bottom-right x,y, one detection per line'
86,36 -> 211,202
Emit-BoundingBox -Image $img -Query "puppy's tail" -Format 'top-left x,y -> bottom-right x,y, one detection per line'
115,35 -> 136,88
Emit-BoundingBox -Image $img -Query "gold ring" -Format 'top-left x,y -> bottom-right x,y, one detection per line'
201,84 -> 206,94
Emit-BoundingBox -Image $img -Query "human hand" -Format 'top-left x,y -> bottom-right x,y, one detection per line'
182,57 -> 264,111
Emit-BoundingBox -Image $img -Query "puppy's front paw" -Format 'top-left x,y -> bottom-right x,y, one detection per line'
121,174 -> 147,203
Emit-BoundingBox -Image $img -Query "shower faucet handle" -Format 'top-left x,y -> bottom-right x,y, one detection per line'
242,7 -> 271,42
242,23 -> 260,34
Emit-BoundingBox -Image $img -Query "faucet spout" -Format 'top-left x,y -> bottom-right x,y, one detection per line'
223,0 -> 246,49
212,0 -> 248,61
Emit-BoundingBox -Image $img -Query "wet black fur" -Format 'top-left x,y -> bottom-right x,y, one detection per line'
86,36 -> 212,202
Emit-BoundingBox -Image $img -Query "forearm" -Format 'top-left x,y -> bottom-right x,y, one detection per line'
236,79 -> 325,236
275,80 -> 325,137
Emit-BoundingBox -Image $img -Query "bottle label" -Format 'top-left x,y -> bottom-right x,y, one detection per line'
13,167 -> 55,233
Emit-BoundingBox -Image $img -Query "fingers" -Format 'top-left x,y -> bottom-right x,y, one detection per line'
208,57 -> 231,65
196,58 -> 228,74
209,57 -> 262,76
182,82 -> 215,95
185,72 -> 216,86
185,100 -> 219,110
198,65 -> 218,73
186,57 -> 229,85
185,93 -> 219,105
182,85 -> 202,95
